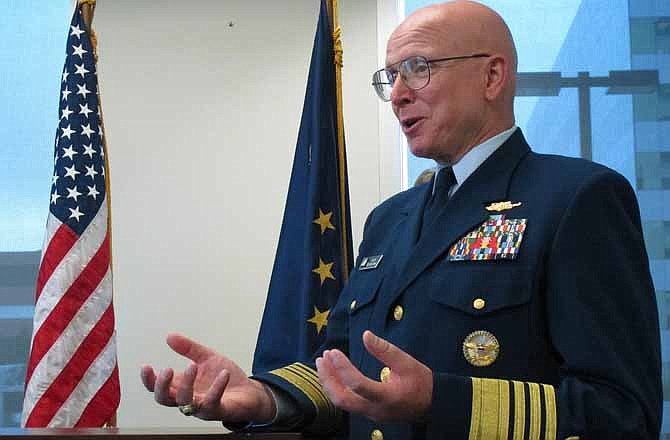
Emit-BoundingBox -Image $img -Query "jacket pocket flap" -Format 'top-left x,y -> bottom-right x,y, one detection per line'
349,275 -> 383,315
429,267 -> 533,316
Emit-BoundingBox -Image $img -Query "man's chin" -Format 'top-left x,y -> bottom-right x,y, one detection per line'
408,142 -> 435,160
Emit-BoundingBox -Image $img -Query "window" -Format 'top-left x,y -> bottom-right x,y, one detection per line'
0,0 -> 71,427
631,16 -> 670,55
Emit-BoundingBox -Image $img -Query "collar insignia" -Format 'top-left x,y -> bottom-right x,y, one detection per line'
485,201 -> 522,212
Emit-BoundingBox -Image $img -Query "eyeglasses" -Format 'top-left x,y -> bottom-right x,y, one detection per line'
371,53 -> 490,101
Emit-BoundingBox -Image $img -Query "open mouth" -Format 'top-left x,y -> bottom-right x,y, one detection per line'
402,117 -> 423,131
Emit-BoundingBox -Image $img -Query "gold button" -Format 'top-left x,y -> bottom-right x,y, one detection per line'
393,305 -> 404,321
350,300 -> 357,311
371,429 -> 384,440
473,298 -> 486,310
380,366 -> 391,383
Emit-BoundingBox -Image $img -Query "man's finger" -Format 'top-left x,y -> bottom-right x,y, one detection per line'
362,330 -> 418,375
175,363 -> 198,406
200,369 -> 231,418
316,355 -> 372,416
140,365 -> 157,392
166,333 -> 214,363
324,350 -> 386,402
154,368 -> 178,406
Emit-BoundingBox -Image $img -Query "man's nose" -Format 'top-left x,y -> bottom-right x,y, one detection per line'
390,75 -> 414,106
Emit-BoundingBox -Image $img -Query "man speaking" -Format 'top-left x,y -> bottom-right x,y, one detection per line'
141,1 -> 662,438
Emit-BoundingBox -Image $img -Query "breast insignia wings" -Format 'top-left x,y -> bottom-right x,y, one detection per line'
485,200 -> 522,212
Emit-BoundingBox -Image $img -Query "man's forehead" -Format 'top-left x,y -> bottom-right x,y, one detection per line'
385,22 -> 459,65
386,1 -> 517,67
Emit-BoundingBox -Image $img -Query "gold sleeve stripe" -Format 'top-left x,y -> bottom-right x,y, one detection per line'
468,378 -> 483,440
480,379 -> 501,438
512,380 -> 525,440
290,363 -> 340,419
284,363 -> 336,416
285,364 -> 330,405
497,379 -> 510,439
542,384 -> 557,440
270,365 -> 320,409
269,362 -> 339,430
528,382 -> 541,440
469,378 -> 510,440
272,363 -> 336,427
468,378 -> 555,440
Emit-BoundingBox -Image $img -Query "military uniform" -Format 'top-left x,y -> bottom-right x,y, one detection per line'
254,130 -> 662,439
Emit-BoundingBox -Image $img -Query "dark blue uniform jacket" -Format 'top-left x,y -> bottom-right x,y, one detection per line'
256,129 -> 662,439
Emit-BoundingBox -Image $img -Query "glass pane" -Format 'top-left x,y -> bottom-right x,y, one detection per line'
404,0 -> 670,434
0,0 -> 71,427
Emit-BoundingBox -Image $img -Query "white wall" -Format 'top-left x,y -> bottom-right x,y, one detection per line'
94,0 -> 397,427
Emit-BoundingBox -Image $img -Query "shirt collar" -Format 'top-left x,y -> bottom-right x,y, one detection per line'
434,125 -> 517,195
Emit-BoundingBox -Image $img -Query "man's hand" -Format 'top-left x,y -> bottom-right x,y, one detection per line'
315,330 -> 433,423
140,333 -> 276,424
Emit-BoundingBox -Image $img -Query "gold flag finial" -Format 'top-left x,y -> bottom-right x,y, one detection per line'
78,0 -> 98,60
333,27 -> 343,67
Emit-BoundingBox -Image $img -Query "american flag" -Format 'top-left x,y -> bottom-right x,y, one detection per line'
21,4 -> 120,427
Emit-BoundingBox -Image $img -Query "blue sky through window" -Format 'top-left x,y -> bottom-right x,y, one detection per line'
0,1 -> 71,252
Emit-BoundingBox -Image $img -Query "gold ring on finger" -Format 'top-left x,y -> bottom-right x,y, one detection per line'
178,402 -> 197,416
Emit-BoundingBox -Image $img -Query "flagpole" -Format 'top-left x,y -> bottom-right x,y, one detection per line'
78,0 -> 117,428
327,0 -> 350,279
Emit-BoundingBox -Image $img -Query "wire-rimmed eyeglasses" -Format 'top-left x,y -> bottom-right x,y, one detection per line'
371,53 -> 491,102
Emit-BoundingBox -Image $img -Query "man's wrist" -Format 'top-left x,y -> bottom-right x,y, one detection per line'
223,381 -> 277,432
252,379 -> 278,423
224,381 -> 303,433
415,368 -> 434,424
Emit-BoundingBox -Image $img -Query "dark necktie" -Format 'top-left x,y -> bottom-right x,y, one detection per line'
421,167 -> 456,237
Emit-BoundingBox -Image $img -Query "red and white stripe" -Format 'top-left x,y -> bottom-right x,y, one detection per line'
22,197 -> 120,427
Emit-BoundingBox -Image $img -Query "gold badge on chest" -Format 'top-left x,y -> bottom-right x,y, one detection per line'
485,200 -> 522,212
463,330 -> 500,367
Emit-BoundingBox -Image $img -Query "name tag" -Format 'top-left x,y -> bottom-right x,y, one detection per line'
359,255 -> 383,270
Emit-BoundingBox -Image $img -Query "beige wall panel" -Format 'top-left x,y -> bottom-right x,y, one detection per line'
95,0 -> 383,427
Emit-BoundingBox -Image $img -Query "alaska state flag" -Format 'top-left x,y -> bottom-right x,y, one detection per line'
252,0 -> 353,373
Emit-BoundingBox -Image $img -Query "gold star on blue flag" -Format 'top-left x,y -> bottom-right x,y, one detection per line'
307,307 -> 330,335
313,209 -> 336,235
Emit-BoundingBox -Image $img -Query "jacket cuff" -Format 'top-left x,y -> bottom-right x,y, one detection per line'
253,362 -> 342,434
427,373 -> 471,438
428,373 -> 557,440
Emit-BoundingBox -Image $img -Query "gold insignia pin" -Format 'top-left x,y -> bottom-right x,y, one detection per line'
463,330 -> 500,367
485,201 -> 522,212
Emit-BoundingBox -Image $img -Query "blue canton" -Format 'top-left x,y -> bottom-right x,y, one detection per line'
51,8 -> 106,236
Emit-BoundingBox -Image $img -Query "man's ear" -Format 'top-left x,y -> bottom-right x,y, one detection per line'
484,56 -> 508,101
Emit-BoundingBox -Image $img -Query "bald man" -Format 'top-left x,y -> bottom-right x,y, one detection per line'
142,1 -> 662,438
